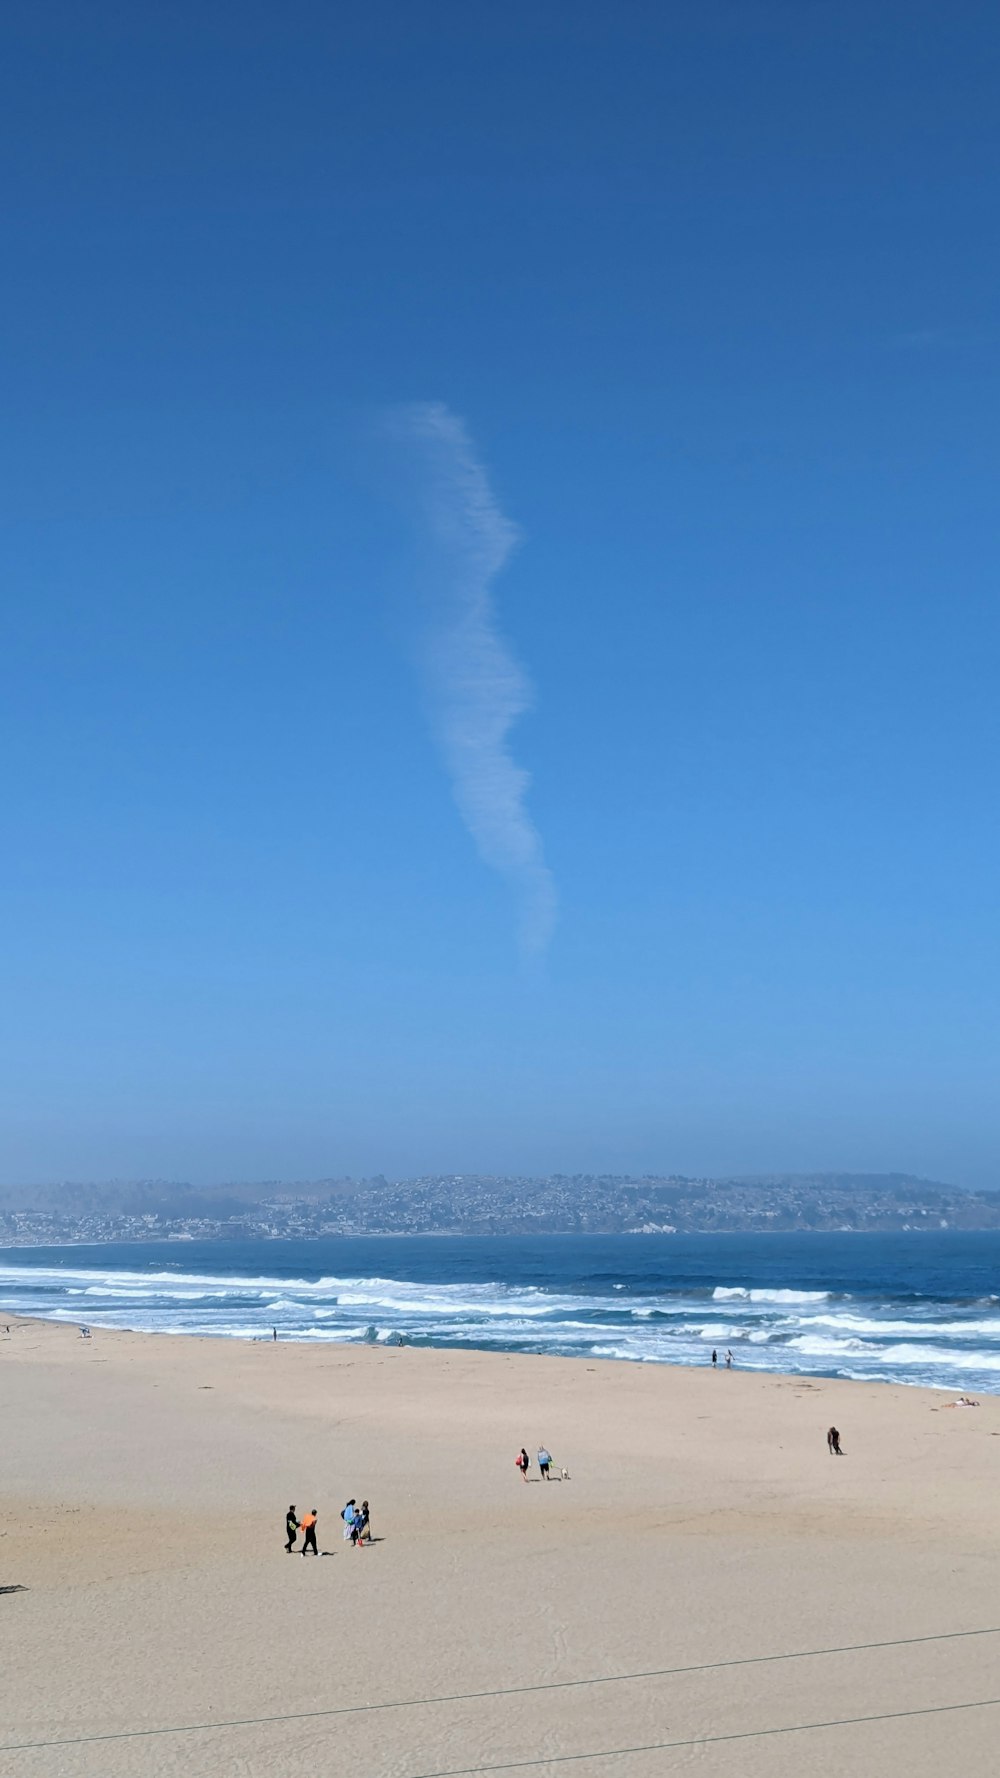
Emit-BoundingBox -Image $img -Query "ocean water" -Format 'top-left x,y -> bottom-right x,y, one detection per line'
2,1232 -> 1000,1394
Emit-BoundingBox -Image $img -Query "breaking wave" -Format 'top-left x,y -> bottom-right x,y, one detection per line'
713,1287 -> 830,1304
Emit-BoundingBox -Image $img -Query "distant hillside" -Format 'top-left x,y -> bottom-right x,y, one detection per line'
2,1171 -> 999,1242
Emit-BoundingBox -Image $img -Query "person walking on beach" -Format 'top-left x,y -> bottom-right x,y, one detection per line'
827,1426 -> 842,1456
515,1448 -> 530,1482
358,1500 -> 371,1544
300,1509 -> 318,1555
537,1445 -> 552,1481
285,1505 -> 299,1552
342,1498 -> 357,1540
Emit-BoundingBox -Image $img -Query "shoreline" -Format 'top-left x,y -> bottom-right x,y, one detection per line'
3,1225 -> 997,1247
3,1302 -> 994,1399
1,1300 -> 992,1402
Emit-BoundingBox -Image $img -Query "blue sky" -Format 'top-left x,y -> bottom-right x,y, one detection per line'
2,2 -> 998,1186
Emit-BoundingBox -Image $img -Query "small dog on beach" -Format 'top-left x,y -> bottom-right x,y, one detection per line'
559,1465 -> 571,1481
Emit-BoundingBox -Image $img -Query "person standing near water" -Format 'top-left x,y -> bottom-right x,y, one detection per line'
711,1349 -> 717,1368
285,1505 -> 299,1552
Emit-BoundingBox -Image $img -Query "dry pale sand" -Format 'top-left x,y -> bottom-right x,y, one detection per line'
2,1319 -> 1000,1778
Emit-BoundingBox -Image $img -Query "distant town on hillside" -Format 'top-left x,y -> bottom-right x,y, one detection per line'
1,1172 -> 999,1245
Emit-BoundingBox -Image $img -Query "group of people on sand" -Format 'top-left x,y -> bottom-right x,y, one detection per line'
284,1498 -> 371,1555
340,1498 -> 371,1546
515,1444 -> 565,1481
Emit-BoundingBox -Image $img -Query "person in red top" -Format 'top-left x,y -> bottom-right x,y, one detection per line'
300,1509 -> 318,1556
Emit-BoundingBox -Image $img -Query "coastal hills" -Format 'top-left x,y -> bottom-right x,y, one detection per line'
2,1171 -> 999,1244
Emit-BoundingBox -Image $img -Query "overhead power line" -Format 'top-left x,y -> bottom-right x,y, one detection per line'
403,1694 -> 1000,1778
2,1624 -> 999,1755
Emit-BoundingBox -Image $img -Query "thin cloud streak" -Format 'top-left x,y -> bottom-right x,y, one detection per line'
386,401 -> 557,953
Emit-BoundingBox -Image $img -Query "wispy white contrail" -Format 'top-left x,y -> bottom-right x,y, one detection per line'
386,401 -> 557,953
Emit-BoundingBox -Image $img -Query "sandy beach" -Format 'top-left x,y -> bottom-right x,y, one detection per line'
3,1319 -> 1000,1777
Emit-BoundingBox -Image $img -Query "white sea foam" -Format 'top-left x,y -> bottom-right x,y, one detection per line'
712,1287 -> 830,1305
795,1312 -> 1000,1341
788,1334 -> 875,1357
878,1343 -> 1000,1372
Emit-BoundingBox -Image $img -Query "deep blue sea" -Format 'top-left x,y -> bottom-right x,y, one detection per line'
3,1232 -> 1000,1393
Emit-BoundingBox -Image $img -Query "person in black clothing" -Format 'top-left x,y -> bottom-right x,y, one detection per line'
285,1505 -> 299,1552
827,1426 -> 842,1456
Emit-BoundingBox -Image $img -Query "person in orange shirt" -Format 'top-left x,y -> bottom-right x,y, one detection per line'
300,1509 -> 318,1556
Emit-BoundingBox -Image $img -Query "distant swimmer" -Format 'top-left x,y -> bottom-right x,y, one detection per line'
827,1426 -> 842,1455
285,1505 -> 300,1552
515,1448 -> 530,1482
537,1445 -> 552,1481
300,1509 -> 319,1556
